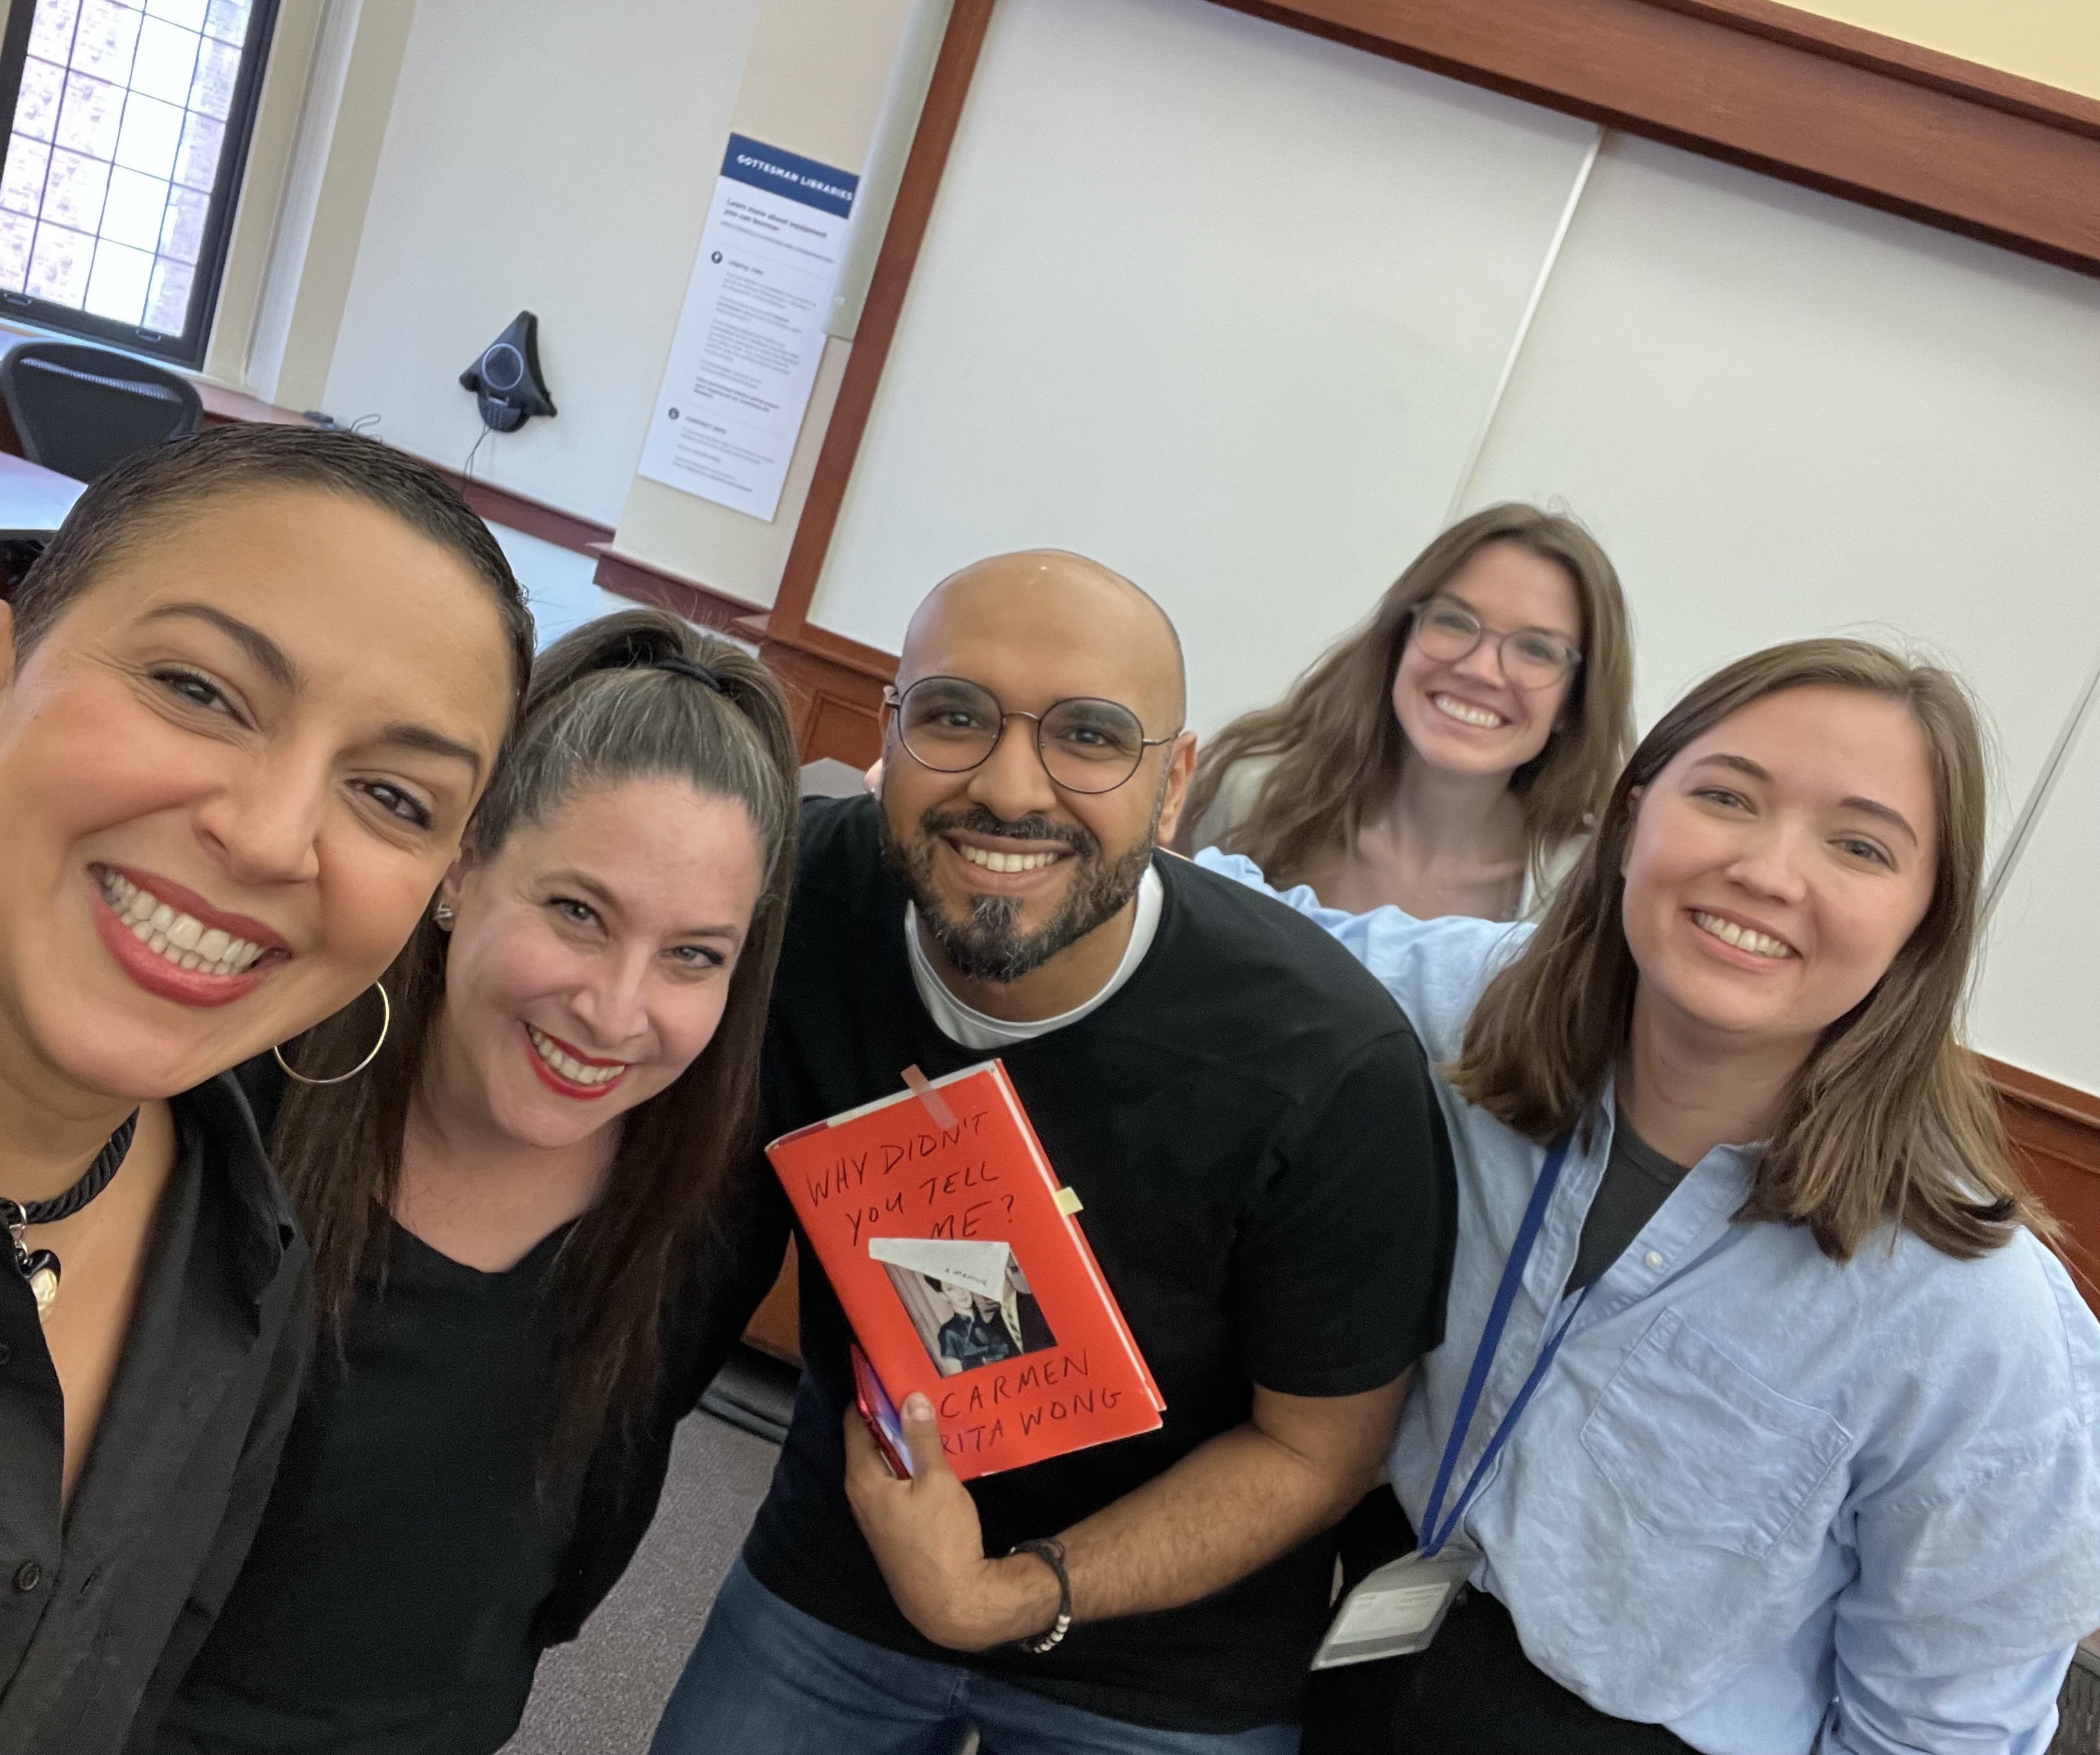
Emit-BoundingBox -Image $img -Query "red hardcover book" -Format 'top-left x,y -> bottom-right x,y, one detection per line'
767,1060 -> 1164,1480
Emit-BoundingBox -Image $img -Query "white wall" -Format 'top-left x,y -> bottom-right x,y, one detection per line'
806,0 -> 1599,738
1463,134 -> 2100,854
317,0 -> 761,528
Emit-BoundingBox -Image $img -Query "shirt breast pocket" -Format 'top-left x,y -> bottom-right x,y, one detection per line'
1578,1307 -> 1850,1560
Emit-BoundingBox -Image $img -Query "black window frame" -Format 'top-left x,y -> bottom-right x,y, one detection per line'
0,0 -> 282,369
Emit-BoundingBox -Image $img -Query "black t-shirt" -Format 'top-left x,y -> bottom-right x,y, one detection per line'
1565,1109 -> 1691,1294
155,1218 -> 583,1755
741,797 -> 1455,1733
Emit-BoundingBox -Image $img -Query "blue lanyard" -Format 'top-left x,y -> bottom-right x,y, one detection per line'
1419,1137 -> 1589,1558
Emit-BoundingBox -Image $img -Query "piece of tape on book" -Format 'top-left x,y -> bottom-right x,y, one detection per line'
900,1064 -> 958,1130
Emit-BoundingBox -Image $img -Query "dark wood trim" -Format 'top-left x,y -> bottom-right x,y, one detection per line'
763,0 -> 995,640
753,633 -> 890,767
742,1241 -> 802,1366
1983,1058 -> 2100,1312
194,381 -> 316,428
589,545 -> 767,635
1207,0 -> 2100,275
426,468 -> 613,558
189,381 -> 623,558
1643,0 -> 2100,135
745,617 -> 899,683
1985,1056 -> 2100,1135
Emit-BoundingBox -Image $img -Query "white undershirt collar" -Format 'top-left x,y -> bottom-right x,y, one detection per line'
905,864 -> 1164,1050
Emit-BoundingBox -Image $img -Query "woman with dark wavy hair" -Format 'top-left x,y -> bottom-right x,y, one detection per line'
0,423 -> 530,1755
1181,503 -> 1633,923
152,610 -> 802,1755
1203,638 -> 2099,1753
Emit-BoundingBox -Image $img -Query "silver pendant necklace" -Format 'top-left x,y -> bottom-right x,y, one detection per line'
2,1111 -> 138,1322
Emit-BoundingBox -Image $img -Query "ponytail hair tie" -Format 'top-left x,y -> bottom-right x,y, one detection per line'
651,654 -> 727,693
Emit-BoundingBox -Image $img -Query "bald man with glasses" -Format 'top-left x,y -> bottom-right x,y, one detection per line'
653,552 -> 1454,1755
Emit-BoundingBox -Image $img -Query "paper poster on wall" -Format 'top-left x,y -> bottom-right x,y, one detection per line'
638,134 -> 859,521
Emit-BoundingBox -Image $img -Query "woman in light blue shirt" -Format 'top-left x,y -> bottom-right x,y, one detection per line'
1200,638 -> 2100,1754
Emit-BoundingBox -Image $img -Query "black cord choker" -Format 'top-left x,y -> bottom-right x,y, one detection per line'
2,1110 -> 137,1323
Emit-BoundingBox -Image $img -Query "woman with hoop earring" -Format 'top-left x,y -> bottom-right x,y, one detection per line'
0,425 -> 532,1755
152,610 -> 803,1755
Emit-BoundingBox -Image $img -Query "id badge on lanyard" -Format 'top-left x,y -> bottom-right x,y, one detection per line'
1312,1138 -> 1590,1670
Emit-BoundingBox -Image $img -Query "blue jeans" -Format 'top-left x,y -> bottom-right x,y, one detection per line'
649,1557 -> 1301,1755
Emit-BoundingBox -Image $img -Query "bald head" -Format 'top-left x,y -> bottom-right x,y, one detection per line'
900,550 -> 1185,731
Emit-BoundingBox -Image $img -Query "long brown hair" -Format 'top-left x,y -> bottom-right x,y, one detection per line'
1449,637 -> 2046,1263
273,609 -> 801,1467
1182,504 -> 1634,898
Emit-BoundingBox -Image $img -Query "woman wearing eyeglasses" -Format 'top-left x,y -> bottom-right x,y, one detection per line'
1205,639 -> 2100,1754
1179,505 -> 1634,925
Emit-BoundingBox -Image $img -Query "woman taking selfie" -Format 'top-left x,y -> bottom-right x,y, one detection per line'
1180,503 -> 1634,922
151,610 -> 801,1755
0,425 -> 531,1755
1201,640 -> 2100,1752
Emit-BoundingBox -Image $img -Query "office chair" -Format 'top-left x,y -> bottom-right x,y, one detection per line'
0,339 -> 202,482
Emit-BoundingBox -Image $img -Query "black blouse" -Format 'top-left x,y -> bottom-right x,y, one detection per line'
0,1073 -> 307,1755
156,1218 -> 585,1754
147,1065 -> 784,1755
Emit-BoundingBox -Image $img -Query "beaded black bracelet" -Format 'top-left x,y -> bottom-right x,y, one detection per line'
1008,1536 -> 1072,1654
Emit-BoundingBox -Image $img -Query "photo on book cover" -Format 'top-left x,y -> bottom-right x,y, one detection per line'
868,1236 -> 1059,1378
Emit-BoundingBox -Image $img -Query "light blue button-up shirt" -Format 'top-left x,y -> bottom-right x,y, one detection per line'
1196,849 -> 2100,1754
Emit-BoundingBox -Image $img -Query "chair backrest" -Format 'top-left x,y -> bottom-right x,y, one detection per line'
0,341 -> 203,483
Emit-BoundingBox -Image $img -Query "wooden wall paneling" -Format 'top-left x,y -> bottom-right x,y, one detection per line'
742,1241 -> 803,1365
589,546 -> 766,634
1986,1058 -> 2100,1313
747,624 -> 891,766
438,474 -> 612,558
198,380 -> 627,560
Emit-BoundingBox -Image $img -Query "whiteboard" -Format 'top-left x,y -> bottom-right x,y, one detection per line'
808,0 -> 1598,736
1458,134 -> 2100,1086
1971,703 -> 2100,1094
1463,134 -> 2100,846
806,0 -> 2100,1091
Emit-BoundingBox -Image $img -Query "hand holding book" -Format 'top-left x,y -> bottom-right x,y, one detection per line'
765,1060 -> 1164,1481
840,1390 -> 1066,1651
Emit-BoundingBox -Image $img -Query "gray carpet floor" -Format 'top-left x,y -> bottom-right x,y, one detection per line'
503,1412 -> 777,1755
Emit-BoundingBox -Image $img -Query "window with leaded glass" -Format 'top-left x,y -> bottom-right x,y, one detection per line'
0,0 -> 279,367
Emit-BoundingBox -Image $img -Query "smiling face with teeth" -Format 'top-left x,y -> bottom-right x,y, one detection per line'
880,553 -> 1196,1015
0,487 -> 515,1107
425,777 -> 763,1151
1389,542 -> 1581,783
1620,686 -> 1937,1055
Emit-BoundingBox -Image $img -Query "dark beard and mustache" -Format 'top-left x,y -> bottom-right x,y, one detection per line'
881,800 -> 1160,985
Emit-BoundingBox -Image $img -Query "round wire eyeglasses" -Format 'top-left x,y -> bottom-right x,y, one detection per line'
884,675 -> 1180,794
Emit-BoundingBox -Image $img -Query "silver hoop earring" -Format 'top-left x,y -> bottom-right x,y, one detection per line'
432,902 -> 455,931
273,982 -> 391,1087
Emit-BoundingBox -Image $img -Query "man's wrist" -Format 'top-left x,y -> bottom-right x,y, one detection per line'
1005,1537 -> 1074,1653
982,1549 -> 1065,1645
